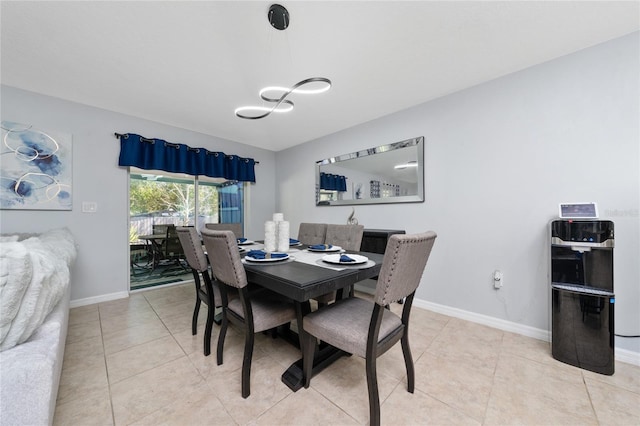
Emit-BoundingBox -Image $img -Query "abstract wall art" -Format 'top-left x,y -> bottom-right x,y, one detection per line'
0,121 -> 73,210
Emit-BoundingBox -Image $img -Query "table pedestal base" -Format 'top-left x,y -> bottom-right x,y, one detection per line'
281,345 -> 349,391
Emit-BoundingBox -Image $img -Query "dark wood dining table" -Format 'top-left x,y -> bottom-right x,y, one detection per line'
241,246 -> 384,391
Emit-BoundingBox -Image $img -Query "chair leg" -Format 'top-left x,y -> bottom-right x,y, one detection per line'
192,298 -> 201,336
216,313 -> 228,366
241,332 -> 255,398
302,334 -> 316,388
204,306 -> 214,356
366,354 -> 381,426
401,332 -> 415,393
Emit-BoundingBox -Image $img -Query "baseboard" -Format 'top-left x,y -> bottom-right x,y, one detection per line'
414,298 -> 550,341
615,347 -> 640,366
69,291 -> 129,308
69,279 -> 194,308
414,297 -> 640,367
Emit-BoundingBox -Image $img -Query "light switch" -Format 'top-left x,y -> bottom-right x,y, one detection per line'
82,201 -> 98,213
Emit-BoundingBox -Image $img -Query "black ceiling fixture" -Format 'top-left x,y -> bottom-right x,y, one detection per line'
268,4 -> 289,30
235,3 -> 332,119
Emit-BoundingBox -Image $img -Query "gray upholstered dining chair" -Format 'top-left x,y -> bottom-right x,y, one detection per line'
297,222 -> 327,245
324,224 -> 364,251
204,222 -> 243,239
201,229 -> 297,399
302,231 -> 437,426
176,226 -> 224,356
314,223 -> 365,304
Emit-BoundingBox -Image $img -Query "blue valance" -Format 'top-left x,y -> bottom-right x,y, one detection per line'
320,172 -> 347,192
117,133 -> 256,183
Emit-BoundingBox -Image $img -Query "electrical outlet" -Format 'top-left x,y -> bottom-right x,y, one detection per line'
493,270 -> 503,289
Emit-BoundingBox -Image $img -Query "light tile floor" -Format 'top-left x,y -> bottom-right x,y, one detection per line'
54,283 -> 640,425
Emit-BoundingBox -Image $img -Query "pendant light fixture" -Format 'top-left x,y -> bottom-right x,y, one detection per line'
234,4 -> 332,120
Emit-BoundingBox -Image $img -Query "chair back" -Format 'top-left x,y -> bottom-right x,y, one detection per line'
325,224 -> 364,251
153,224 -> 172,236
176,227 -> 208,272
201,229 -> 248,289
374,231 -> 437,306
163,225 -> 184,259
297,223 -> 327,245
204,223 -> 243,239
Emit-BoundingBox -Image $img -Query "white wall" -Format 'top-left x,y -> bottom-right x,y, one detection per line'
276,33 -> 639,353
0,86 -> 277,302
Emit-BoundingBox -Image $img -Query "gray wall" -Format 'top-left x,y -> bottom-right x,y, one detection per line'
0,86 -> 277,302
1,33 -> 637,355
276,33 -> 639,352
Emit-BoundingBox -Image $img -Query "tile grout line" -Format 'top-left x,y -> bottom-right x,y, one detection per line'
98,303 -> 117,426
481,331 -> 507,425
582,372 -> 603,425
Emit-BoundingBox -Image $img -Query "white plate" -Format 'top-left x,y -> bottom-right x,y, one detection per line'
322,254 -> 368,265
238,247 -> 246,253
244,253 -> 290,262
237,240 -> 255,246
308,245 -> 342,253
290,242 -> 302,247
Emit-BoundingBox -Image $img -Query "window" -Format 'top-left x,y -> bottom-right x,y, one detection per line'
129,168 -> 244,240
128,168 -> 245,289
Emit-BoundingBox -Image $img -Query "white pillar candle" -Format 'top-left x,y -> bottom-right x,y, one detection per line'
277,221 -> 290,252
264,220 -> 276,252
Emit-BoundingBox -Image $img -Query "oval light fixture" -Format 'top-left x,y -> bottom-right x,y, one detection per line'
260,79 -> 332,99
234,101 -> 294,117
235,77 -> 332,120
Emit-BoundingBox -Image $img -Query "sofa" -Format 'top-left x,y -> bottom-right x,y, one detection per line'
0,228 -> 77,426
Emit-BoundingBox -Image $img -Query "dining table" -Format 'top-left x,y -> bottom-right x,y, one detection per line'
138,233 -> 168,272
237,241 -> 384,391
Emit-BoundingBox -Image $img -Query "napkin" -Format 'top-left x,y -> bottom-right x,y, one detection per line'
246,250 -> 288,259
339,254 -> 356,263
237,238 -> 247,243
289,238 -> 300,245
310,244 -> 333,250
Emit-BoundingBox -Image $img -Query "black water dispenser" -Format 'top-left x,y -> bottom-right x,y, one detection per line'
550,220 -> 615,375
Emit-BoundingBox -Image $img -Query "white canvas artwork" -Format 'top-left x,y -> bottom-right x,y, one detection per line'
0,121 -> 73,210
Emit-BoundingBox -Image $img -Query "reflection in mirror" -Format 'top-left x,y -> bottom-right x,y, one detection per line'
316,136 -> 424,206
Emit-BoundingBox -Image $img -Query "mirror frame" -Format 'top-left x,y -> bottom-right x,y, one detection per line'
316,136 -> 425,206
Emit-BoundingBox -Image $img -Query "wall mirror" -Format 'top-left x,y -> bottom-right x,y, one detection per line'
316,136 -> 424,206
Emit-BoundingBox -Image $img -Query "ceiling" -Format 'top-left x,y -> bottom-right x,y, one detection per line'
2,1 -> 639,152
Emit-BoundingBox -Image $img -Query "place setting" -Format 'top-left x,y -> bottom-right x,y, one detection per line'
315,252 -> 375,269
306,244 -> 343,253
237,237 -> 257,246
289,238 -> 302,247
242,249 -> 293,264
